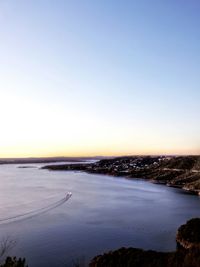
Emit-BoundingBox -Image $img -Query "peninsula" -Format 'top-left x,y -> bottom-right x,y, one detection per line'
43,156 -> 200,194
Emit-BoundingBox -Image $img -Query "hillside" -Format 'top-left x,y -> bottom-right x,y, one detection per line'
43,156 -> 200,194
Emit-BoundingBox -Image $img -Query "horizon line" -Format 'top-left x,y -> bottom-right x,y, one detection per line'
0,154 -> 200,160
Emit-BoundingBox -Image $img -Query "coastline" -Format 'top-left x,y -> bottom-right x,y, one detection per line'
89,218 -> 200,267
42,155 -> 200,195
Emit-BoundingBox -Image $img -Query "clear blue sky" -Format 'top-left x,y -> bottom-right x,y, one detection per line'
0,0 -> 199,157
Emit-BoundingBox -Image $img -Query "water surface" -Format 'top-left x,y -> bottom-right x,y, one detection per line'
0,163 -> 200,267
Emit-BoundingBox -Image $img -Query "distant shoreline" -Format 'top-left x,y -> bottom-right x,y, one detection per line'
43,155 -> 200,195
0,156 -> 103,165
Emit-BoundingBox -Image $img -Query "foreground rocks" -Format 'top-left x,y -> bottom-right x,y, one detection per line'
176,218 -> 200,249
43,156 -> 200,194
90,247 -> 200,267
89,218 -> 200,267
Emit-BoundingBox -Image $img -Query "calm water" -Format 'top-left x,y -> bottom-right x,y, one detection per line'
0,163 -> 200,267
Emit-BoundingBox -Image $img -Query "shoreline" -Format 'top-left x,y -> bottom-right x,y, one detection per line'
42,156 -> 200,196
90,218 -> 200,267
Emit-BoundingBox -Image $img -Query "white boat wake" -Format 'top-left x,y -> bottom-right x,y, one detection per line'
0,192 -> 72,225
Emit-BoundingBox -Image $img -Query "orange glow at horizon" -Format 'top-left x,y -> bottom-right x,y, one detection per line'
0,91 -> 199,158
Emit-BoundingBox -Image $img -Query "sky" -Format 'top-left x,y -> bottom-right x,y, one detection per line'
0,0 -> 200,157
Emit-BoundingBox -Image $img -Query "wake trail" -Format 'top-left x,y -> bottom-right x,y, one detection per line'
0,193 -> 72,225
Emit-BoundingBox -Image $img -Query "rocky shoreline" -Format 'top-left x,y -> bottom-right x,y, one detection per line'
89,218 -> 200,267
43,156 -> 200,194
176,218 -> 200,250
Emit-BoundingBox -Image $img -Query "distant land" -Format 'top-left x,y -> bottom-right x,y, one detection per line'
0,156 -> 107,164
43,155 -> 200,194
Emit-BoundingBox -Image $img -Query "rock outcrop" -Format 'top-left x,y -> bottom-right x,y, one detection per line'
176,218 -> 200,249
89,218 -> 200,267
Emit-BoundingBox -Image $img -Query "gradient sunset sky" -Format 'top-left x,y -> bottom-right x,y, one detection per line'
0,0 -> 199,157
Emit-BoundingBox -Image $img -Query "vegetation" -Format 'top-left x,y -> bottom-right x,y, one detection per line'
90,218 -> 200,267
176,218 -> 200,248
0,237 -> 27,267
44,156 -> 200,193
0,257 -> 27,267
90,247 -> 200,267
